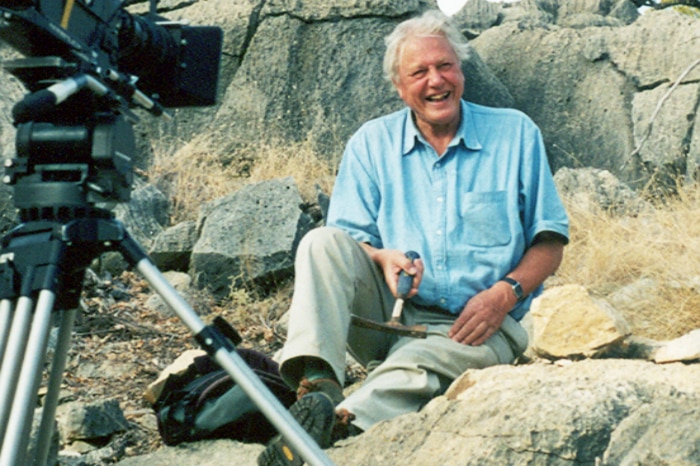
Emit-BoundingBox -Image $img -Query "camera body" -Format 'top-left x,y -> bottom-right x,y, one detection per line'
0,0 -> 223,107
0,0 -> 223,218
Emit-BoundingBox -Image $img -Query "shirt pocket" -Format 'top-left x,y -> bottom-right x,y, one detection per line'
460,191 -> 512,247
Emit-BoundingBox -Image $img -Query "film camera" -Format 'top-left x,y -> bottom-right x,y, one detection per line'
0,0 -> 223,217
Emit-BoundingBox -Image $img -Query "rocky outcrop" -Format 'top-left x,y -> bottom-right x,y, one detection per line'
189,177 -> 314,299
204,0 -> 514,161
351,359 -> 700,466
116,355 -> 700,466
470,8 -> 700,188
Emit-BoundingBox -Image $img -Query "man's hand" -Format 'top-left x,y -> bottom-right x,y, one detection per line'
361,245 -> 424,298
448,281 -> 515,346
450,238 -> 565,346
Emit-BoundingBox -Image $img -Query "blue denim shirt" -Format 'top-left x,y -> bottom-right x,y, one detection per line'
327,100 -> 569,320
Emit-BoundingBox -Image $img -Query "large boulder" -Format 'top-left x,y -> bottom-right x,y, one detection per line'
471,8 -> 700,189
326,359 -> 700,466
189,177 -> 313,299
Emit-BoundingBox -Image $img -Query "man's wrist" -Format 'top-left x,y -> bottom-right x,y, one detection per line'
500,277 -> 525,302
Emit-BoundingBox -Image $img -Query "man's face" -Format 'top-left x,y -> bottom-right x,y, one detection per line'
394,35 -> 464,135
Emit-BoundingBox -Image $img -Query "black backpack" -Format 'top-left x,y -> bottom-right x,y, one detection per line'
152,347 -> 296,446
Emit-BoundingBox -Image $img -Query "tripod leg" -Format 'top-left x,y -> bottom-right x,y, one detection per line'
121,238 -> 335,466
0,289 -> 56,466
0,299 -> 13,364
31,307 -> 77,466
0,296 -> 35,441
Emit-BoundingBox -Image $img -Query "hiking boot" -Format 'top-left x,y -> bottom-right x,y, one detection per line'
331,408 -> 363,443
296,377 -> 344,406
258,392 -> 336,466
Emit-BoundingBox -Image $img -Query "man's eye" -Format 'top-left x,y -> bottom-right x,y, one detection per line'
439,63 -> 452,70
412,69 -> 427,78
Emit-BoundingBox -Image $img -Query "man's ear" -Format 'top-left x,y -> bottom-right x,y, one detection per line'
394,80 -> 404,100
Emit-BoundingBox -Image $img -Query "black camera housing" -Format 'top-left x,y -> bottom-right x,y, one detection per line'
0,0 -> 223,218
0,0 -> 223,107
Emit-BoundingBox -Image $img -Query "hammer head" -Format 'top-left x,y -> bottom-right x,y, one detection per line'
350,315 -> 428,338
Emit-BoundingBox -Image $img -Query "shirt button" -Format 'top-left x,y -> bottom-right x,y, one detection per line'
436,230 -> 442,235
440,298 -> 447,304
437,197 -> 444,202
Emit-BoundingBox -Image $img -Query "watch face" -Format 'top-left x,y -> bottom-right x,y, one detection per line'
513,283 -> 524,299
503,277 -> 523,300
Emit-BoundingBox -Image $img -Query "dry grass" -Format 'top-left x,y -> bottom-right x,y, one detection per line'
557,186 -> 700,340
244,140 -> 337,202
149,135 -> 243,223
149,137 -> 335,224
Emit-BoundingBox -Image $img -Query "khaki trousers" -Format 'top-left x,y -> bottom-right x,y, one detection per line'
278,227 -> 528,431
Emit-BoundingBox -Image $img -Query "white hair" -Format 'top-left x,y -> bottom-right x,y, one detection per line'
383,10 -> 470,84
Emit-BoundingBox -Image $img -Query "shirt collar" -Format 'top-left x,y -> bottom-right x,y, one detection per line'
401,100 -> 483,156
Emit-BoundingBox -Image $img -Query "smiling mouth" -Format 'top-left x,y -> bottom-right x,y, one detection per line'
426,92 -> 450,102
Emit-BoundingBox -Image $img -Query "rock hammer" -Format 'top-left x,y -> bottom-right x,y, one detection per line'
351,250 -> 428,338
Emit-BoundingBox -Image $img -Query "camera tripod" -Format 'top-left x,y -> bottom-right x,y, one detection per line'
0,78 -> 335,465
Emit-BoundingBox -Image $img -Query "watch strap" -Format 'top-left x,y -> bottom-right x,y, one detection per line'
501,277 -> 525,302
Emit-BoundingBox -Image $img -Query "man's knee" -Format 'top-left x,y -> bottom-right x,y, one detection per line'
297,227 -> 356,260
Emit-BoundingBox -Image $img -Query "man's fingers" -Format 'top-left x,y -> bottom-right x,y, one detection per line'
467,323 -> 496,346
452,320 -> 492,345
408,259 -> 424,297
449,312 -> 479,342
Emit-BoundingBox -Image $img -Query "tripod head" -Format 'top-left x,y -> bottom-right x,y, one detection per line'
0,0 -> 223,222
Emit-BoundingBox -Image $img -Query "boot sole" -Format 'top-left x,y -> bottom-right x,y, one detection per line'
257,392 -> 335,466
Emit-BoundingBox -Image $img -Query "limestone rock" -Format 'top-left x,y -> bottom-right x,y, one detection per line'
554,167 -> 650,215
211,4 -> 513,161
115,439 -> 264,466
144,349 -> 206,405
530,284 -> 632,358
472,9 -> 700,188
602,397 -> 700,465
632,82 -> 699,182
653,328 -> 700,363
328,359 -> 700,466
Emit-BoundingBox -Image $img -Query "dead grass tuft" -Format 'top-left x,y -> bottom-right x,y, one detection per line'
242,139 -> 336,202
557,185 -> 700,340
150,137 -> 335,224
149,135 -> 243,223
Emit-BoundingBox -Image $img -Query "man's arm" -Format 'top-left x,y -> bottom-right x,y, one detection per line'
448,234 -> 566,346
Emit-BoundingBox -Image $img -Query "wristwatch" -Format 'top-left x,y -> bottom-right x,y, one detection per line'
501,277 -> 525,302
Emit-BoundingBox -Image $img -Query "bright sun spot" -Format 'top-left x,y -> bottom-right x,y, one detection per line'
437,0 -> 470,16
